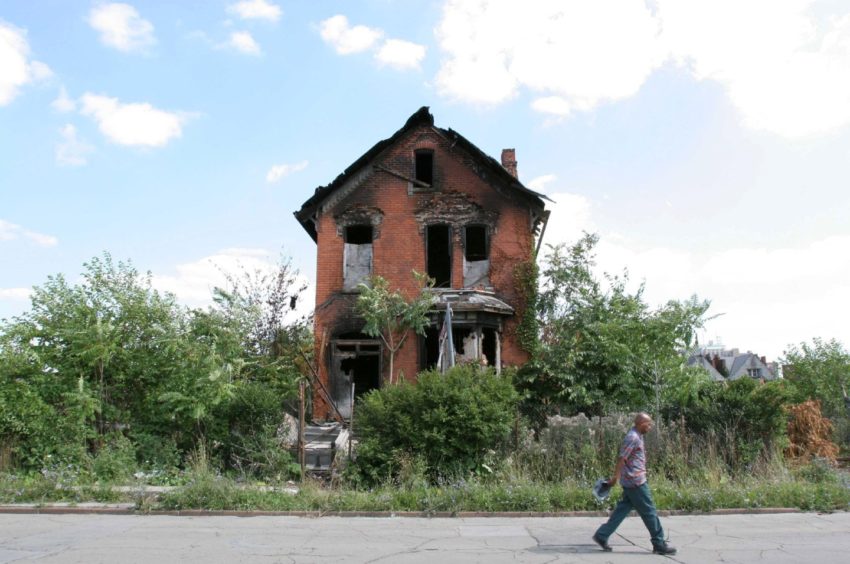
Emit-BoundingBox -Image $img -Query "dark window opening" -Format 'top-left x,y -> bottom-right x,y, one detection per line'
415,151 -> 434,185
340,354 -> 381,399
332,333 -> 382,417
453,327 -> 471,356
482,328 -> 496,367
421,326 -> 440,371
426,224 -> 451,287
464,225 -> 488,261
345,224 -> 373,244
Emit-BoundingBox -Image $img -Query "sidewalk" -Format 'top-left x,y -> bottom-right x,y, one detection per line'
0,511 -> 847,563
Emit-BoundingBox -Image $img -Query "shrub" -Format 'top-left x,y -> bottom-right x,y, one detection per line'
210,382 -> 297,480
662,378 -> 791,468
785,400 -> 839,462
91,434 -> 136,482
350,365 -> 519,485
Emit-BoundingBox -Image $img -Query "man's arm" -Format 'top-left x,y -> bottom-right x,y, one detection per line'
609,456 -> 625,486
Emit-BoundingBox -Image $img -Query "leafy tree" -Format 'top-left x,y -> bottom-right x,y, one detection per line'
518,233 -> 712,420
355,272 -> 435,384
782,338 -> 850,419
209,253 -> 312,397
0,252 -> 308,475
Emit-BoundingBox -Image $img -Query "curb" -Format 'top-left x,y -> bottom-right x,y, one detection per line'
0,505 -> 805,518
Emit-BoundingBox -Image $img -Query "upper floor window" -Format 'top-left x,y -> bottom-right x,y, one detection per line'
426,224 -> 451,288
343,224 -> 373,290
464,225 -> 488,261
414,150 -> 434,185
463,224 -> 490,287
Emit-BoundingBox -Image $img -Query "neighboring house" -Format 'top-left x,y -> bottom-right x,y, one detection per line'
295,107 -> 549,420
686,354 -> 725,382
687,344 -> 777,382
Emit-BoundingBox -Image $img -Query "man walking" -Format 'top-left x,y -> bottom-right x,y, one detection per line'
592,412 -> 677,555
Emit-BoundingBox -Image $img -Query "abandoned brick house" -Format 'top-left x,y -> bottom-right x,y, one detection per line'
295,107 -> 549,420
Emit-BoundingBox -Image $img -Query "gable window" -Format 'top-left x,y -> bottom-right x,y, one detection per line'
426,224 -> 451,288
463,224 -> 490,287
343,224 -> 373,290
414,150 -> 434,185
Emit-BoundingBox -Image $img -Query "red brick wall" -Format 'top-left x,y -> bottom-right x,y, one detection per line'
311,125 -> 538,418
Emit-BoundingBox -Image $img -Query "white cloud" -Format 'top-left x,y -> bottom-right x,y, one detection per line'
0,219 -> 58,247
540,194 -> 850,359
526,174 -> 557,193
227,0 -> 282,22
657,0 -> 850,138
88,3 -> 156,53
227,31 -> 261,55
319,15 -> 383,55
79,93 -> 189,147
56,124 -> 94,166
435,0 -> 664,107
541,191 -> 596,251
0,287 -> 31,300
51,86 -> 76,112
152,248 -> 313,319
435,0 -> 850,138
266,160 -> 308,183
531,96 -> 573,117
0,21 -> 52,106
375,39 -> 426,70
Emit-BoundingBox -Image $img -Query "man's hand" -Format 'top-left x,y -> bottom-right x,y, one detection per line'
610,456 -> 625,486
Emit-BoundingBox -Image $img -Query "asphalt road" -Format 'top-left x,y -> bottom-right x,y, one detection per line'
0,511 -> 847,563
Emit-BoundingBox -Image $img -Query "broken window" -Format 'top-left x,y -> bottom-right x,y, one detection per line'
414,150 -> 434,185
343,224 -> 373,290
420,326 -> 440,371
426,224 -> 451,288
463,224 -> 490,287
331,334 -> 382,419
482,327 -> 496,368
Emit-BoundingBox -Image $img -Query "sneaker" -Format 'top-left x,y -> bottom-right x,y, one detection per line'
592,534 -> 612,552
652,542 -> 677,555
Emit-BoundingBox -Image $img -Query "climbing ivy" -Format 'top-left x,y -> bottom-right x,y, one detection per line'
513,258 -> 540,355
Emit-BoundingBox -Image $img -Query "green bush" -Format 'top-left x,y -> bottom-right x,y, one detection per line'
350,365 -> 519,486
662,378 -> 791,469
91,434 -> 136,483
210,382 -> 296,480
0,378 -> 56,469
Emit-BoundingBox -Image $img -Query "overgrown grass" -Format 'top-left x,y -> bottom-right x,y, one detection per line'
0,472 -> 123,504
3,414 -> 849,513
154,471 -> 850,513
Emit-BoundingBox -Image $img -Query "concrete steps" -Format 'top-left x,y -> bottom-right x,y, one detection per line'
302,422 -> 347,472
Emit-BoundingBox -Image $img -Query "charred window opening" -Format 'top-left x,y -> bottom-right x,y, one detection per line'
482,327 -> 496,367
464,225 -> 488,261
463,224 -> 490,287
414,150 -> 434,185
453,328 -> 470,356
345,225 -> 373,244
332,333 -> 381,419
420,326 -> 440,371
343,224 -> 373,290
426,224 -> 451,288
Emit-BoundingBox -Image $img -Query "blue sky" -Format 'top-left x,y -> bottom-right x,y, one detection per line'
2,0 -> 850,361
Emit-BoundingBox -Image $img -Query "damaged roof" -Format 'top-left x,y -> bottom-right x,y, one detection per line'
294,106 -> 550,241
432,288 -> 515,315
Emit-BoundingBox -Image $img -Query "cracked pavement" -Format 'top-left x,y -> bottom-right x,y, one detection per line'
0,512 -> 848,563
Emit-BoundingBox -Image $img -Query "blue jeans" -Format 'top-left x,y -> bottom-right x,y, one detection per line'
594,482 -> 666,548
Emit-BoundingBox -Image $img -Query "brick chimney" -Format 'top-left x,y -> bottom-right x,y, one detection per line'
501,148 -> 518,178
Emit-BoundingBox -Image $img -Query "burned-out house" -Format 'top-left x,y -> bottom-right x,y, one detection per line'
295,107 -> 549,420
